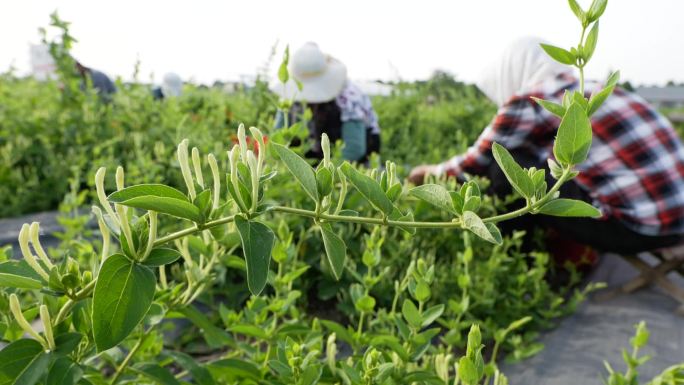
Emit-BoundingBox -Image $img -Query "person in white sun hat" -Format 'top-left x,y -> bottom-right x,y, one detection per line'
153,72 -> 183,100
274,42 -> 381,163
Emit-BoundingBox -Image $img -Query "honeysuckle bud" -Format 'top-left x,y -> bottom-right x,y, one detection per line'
191,147 -> 205,189
159,266 -> 168,289
92,206 -> 111,260
389,162 -> 397,186
142,211 -> 158,260
9,294 -> 46,347
326,333 -> 337,373
334,170 -> 348,214
237,124 -> 248,161
39,305 -> 56,351
435,353 -> 452,383
115,166 -> 125,191
249,126 -> 266,171
321,133 -> 331,167
95,167 -> 120,228
113,171 -> 136,259
177,139 -> 196,199
18,224 -> 49,281
82,270 -> 93,286
247,150 -> 259,211
29,222 -> 53,270
207,154 -> 221,210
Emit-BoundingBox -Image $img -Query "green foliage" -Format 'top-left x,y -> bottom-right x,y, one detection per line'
92,254 -> 156,351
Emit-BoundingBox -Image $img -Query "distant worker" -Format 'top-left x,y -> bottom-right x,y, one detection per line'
74,60 -> 116,99
408,37 -> 684,255
153,72 -> 183,100
274,42 -> 380,163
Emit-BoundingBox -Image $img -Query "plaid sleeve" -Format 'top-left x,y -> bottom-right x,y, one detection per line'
438,98 -> 553,177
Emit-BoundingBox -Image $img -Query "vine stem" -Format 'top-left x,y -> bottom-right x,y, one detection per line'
482,168 -> 571,223
110,327 -> 153,384
54,279 -> 97,325
151,169 -> 571,248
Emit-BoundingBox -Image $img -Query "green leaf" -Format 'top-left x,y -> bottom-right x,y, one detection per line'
568,0 -> 585,23
485,223 -> 503,245
403,371 -> 443,384
114,196 -> 201,222
46,357 -> 82,385
108,184 -> 189,203
141,248 -> 181,267
134,363 -> 181,385
227,324 -> 268,339
606,70 -> 620,87
491,143 -> 535,198
340,162 -> 394,215
538,199 -> 601,218
320,320 -> 355,345
0,261 -> 43,289
208,359 -> 261,382
319,223 -> 346,280
193,189 -> 213,220
278,46 -> 289,84
584,21 -> 599,62
166,351 -> 216,385
421,304 -> 445,327
531,97 -> 566,118
355,295 -> 376,313
409,184 -> 457,215
0,339 -> 48,385
301,366 -> 322,385
402,299 -> 423,328
54,333 -> 83,356
458,357 -> 480,385
235,216 -> 274,296
177,307 -> 234,349
553,102 -> 593,165
587,85 -> 614,117
316,167 -> 333,197
462,211 -> 501,245
587,0 -> 608,22
540,43 -> 576,65
369,335 -> 409,361
271,143 -> 319,202
547,159 -> 564,180
92,254 -> 156,351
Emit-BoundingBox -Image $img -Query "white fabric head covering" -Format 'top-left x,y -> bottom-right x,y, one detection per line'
161,72 -> 183,97
272,42 -> 348,103
476,37 -> 573,107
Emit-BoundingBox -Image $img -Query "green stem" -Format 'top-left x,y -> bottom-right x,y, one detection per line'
482,168 -> 571,223
578,25 -> 587,95
357,312 -> 365,338
272,206 -> 463,228
54,279 -> 97,325
111,327 -> 152,384
153,215 -> 235,246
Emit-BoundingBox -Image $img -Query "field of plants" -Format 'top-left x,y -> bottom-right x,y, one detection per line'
0,1 -> 683,385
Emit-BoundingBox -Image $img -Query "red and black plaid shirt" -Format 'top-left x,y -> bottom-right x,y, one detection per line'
439,74 -> 684,236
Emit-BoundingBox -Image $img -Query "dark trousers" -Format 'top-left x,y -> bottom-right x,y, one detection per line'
486,154 -> 681,255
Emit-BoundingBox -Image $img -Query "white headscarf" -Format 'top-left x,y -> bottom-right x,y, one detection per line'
476,37 -> 573,107
162,72 -> 183,98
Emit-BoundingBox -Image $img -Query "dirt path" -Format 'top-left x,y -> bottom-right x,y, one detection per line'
502,253 -> 684,384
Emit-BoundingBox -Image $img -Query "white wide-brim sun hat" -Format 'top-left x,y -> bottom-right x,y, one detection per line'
272,42 -> 347,103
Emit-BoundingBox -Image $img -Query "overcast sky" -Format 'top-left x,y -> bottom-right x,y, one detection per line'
2,0 -> 682,86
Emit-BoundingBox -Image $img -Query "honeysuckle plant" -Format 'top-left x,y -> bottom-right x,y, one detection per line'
3,1 -> 675,384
